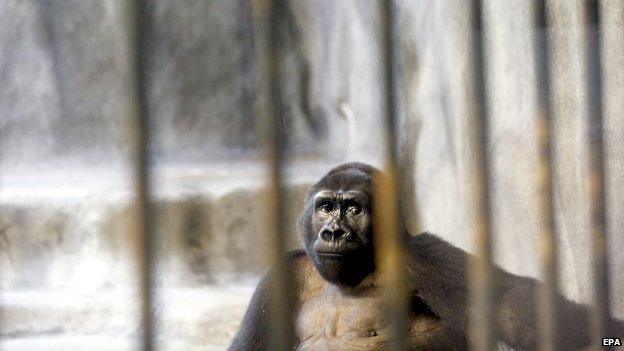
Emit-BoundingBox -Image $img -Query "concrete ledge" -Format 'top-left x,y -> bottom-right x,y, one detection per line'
0,160 -> 335,290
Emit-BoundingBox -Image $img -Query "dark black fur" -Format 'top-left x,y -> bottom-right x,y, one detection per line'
229,162 -> 624,350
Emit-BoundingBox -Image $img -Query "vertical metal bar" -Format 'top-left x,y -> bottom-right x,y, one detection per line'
581,0 -> 612,347
375,1 -> 409,351
252,0 -> 296,349
532,1 -> 559,350
467,1 -> 497,350
128,1 -> 155,350
239,0 -> 257,151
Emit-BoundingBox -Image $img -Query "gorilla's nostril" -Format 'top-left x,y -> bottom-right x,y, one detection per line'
320,230 -> 333,241
320,228 -> 347,241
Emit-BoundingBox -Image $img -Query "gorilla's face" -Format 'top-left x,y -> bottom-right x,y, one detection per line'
299,166 -> 377,287
311,190 -> 370,257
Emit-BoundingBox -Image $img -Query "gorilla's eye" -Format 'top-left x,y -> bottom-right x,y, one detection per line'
318,203 -> 333,213
348,205 -> 361,215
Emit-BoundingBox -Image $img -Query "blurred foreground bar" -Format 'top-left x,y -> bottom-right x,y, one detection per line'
532,1 -> 559,351
467,1 -> 496,350
129,0 -> 156,350
374,1 -> 410,350
253,0 -> 296,349
582,0 -> 612,346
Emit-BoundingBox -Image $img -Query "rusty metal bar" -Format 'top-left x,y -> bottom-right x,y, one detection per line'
467,1 -> 497,350
252,0 -> 296,349
532,1 -> 559,351
128,1 -> 156,350
374,1 -> 410,351
581,0 -> 612,346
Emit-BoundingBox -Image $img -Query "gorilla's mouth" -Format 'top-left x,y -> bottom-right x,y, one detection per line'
316,252 -> 346,258
313,238 -> 360,256
314,247 -> 360,261
314,245 -> 362,265
316,252 -> 346,257
312,246 -> 374,287
314,252 -> 350,272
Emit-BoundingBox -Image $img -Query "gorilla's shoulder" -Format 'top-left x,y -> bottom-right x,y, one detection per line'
406,232 -> 469,271
285,249 -> 316,275
285,250 -> 326,294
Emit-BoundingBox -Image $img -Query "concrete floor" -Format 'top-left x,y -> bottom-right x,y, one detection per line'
0,284 -> 257,351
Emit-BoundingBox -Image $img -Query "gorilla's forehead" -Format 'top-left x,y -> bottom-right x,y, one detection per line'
313,189 -> 369,204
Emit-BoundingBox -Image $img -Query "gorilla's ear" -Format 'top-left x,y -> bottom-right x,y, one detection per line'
297,189 -> 315,243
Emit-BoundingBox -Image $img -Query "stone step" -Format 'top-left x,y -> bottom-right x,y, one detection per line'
0,283 -> 257,350
0,160 -> 334,290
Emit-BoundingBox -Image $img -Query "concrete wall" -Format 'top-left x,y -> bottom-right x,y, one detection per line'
398,0 -> 624,318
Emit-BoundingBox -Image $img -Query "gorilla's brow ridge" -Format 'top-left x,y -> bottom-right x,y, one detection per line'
313,190 -> 368,205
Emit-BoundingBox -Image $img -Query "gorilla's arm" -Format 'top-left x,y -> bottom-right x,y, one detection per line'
496,268 -> 624,350
228,272 -> 271,351
229,250 -> 306,351
406,233 -> 471,336
407,233 -> 624,350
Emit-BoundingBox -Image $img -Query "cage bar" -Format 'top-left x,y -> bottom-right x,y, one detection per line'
467,1 -> 497,350
128,0 -> 156,350
581,0 -> 612,347
238,0 -> 256,149
252,0 -> 296,349
531,1 -> 559,351
374,1 -> 410,351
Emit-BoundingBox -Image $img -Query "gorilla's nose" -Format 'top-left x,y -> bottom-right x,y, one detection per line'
320,225 -> 349,241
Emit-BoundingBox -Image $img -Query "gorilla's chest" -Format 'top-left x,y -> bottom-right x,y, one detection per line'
295,287 -> 391,351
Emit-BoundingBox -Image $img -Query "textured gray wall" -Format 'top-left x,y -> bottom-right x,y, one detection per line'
1,0 -> 622,319
397,0 -> 624,318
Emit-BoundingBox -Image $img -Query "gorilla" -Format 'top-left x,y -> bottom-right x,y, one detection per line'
229,162 -> 623,350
